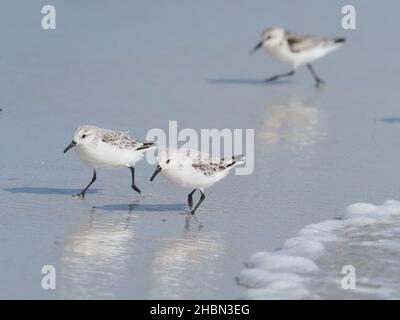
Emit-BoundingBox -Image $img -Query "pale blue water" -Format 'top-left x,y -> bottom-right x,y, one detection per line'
0,0 -> 400,299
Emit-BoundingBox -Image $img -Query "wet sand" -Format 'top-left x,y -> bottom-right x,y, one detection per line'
1,1 -> 400,299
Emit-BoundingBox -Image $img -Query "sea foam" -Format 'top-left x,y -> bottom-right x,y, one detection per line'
238,200 -> 400,299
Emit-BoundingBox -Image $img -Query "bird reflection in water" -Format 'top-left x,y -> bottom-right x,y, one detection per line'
258,93 -> 325,147
58,205 -> 136,299
149,217 -> 224,299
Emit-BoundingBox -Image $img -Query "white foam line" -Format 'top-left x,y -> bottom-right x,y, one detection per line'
239,200 -> 400,299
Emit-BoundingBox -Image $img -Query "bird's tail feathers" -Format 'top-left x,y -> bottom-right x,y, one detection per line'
221,154 -> 245,169
334,38 -> 346,44
136,142 -> 157,151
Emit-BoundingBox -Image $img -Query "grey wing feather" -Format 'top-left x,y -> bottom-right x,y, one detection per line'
101,130 -> 132,142
286,31 -> 341,53
101,130 -> 145,150
192,152 -> 244,176
192,162 -> 221,176
190,150 -> 221,176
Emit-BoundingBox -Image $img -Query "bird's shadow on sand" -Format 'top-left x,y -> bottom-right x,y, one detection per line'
93,203 -> 187,213
4,187 -> 99,195
208,78 -> 292,86
375,117 -> 400,124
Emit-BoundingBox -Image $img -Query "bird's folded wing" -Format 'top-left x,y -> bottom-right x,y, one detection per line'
190,150 -> 222,174
191,152 -> 243,174
101,130 -> 131,142
192,162 -> 221,174
286,32 -> 328,53
101,130 -> 141,149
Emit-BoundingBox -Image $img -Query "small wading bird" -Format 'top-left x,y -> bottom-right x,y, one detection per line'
251,27 -> 346,87
63,125 -> 156,198
150,148 -> 245,214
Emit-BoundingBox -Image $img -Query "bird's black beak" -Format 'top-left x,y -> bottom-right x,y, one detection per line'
250,41 -> 263,54
63,140 -> 77,153
150,165 -> 162,182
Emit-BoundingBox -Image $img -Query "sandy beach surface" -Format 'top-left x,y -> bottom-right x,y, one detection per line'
1,1 -> 400,299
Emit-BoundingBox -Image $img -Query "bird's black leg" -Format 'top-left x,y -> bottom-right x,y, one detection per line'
189,190 -> 205,215
75,170 -> 96,198
130,167 -> 141,194
188,189 -> 197,210
265,70 -> 295,83
306,64 -> 325,87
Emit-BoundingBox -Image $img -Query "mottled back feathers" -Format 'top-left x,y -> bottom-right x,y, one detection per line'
286,31 -> 346,53
99,128 -> 154,151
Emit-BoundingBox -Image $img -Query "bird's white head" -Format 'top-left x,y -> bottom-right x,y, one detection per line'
252,27 -> 286,52
150,149 -> 185,181
63,125 -> 99,153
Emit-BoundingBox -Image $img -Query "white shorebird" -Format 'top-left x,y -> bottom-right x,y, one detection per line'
63,125 -> 156,198
150,148 -> 245,214
251,27 -> 346,86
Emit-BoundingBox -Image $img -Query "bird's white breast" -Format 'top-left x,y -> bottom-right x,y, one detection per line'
161,163 -> 228,190
267,43 -> 297,65
75,141 -> 144,169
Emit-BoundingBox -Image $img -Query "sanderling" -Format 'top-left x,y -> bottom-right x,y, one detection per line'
251,27 -> 346,86
150,148 -> 245,214
63,125 -> 156,198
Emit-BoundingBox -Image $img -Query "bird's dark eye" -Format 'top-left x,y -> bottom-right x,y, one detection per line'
82,134 -> 87,139
166,159 -> 170,164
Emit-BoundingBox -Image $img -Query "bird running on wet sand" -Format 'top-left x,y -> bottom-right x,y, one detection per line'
63,125 -> 156,198
150,148 -> 245,214
251,27 -> 346,87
